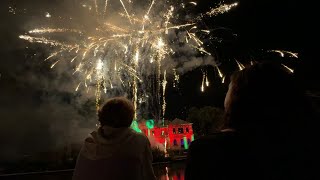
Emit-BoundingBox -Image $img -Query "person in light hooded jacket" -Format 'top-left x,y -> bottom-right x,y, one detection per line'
73,97 -> 156,180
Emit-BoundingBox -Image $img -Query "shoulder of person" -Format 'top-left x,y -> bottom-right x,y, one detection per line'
129,129 -> 150,143
83,131 -> 97,144
84,137 -> 94,143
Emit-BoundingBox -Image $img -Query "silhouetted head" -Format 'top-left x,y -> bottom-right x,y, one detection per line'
224,62 -> 307,138
98,97 -> 134,128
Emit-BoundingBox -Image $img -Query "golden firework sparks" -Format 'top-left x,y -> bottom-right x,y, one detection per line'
236,59 -> 245,70
281,64 -> 294,73
222,76 -> 226,84
201,71 -> 205,92
19,0 -> 239,115
205,72 -> 209,87
269,50 -> 299,58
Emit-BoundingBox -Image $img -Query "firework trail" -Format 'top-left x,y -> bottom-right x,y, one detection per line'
235,59 -> 245,70
281,64 -> 294,73
19,0 -> 238,119
269,50 -> 298,58
201,71 -> 205,92
222,76 -> 226,83
172,68 -> 179,88
162,70 -> 167,124
205,71 -> 209,87
201,70 -> 210,92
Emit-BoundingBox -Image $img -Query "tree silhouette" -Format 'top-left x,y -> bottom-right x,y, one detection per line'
187,106 -> 224,137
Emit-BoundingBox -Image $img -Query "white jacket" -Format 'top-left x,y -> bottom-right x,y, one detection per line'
73,126 -> 156,180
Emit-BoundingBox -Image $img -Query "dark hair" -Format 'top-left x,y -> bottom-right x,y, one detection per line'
98,97 -> 134,128
224,62 -> 310,138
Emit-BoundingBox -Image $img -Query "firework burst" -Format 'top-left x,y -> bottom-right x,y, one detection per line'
19,0 -> 238,119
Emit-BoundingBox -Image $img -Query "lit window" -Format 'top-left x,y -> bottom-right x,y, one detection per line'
173,128 -> 176,134
186,128 -> 189,133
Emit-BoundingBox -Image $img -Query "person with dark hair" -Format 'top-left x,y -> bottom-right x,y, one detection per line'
185,62 -> 317,179
73,97 -> 156,180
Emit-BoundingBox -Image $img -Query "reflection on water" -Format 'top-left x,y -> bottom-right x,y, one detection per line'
0,161 -> 186,180
153,161 -> 185,180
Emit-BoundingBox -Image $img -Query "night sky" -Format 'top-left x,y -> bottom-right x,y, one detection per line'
167,0 -> 319,118
0,0 -> 318,162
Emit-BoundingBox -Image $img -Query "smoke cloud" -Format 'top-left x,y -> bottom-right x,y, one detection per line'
0,0 -> 218,162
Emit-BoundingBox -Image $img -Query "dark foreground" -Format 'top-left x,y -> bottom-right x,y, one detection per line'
0,161 -> 186,180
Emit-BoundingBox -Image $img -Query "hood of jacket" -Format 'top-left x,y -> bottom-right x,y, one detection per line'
80,125 -> 141,160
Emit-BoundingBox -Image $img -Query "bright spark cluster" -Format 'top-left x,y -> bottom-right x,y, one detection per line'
206,2 -> 238,17
19,0 -> 238,119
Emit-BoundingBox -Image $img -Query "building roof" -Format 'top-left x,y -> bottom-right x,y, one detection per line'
139,119 -> 191,128
171,118 -> 191,125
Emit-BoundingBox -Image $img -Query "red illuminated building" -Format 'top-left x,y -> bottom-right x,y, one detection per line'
139,119 -> 194,150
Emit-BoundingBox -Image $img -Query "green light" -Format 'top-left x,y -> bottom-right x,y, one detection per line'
146,119 -> 154,129
191,134 -> 194,141
183,137 -> 189,149
131,120 -> 142,133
